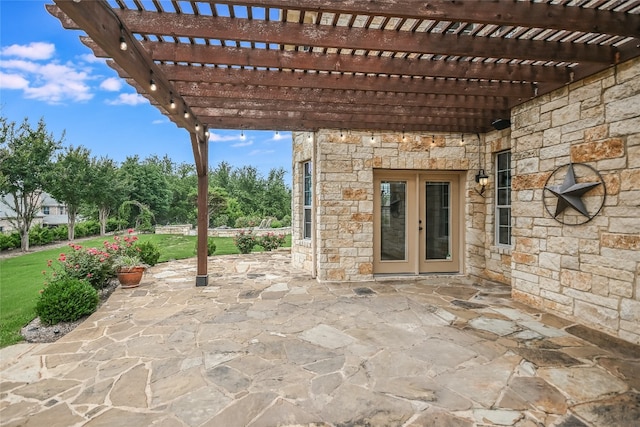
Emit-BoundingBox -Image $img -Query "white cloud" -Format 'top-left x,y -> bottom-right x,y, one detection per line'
1,42 -> 55,60
249,149 -> 275,156
231,141 -> 253,147
0,72 -> 29,89
106,93 -> 147,106
1,59 -> 39,73
152,119 -> 168,124
100,77 -> 122,91
0,59 -> 93,103
208,132 -> 243,143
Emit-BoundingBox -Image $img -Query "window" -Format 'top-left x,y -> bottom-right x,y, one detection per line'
303,161 -> 312,239
42,206 -> 50,215
496,151 -> 512,246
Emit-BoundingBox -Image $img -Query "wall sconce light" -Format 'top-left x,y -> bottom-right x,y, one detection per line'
475,169 -> 489,196
491,118 -> 511,130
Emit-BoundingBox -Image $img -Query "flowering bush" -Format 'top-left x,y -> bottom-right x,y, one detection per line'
258,233 -> 286,251
42,229 -> 157,290
44,243 -> 113,290
234,230 -> 257,254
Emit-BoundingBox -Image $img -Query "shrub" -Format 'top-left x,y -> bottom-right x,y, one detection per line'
234,230 -> 257,254
35,278 -> 99,325
0,232 -> 21,251
48,243 -> 114,290
75,220 -> 100,238
207,238 -> 217,256
257,233 -> 286,251
136,241 -> 160,266
270,219 -> 282,228
29,225 -> 54,246
234,216 -> 261,228
106,218 -> 126,233
212,214 -> 229,228
52,225 -> 68,241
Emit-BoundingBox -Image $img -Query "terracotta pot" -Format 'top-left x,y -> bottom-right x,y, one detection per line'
116,266 -> 146,288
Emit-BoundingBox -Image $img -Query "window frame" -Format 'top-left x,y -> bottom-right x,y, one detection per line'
303,161 -> 312,240
495,150 -> 512,247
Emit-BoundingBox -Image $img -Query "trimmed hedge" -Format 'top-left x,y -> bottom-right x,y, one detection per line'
35,278 -> 99,325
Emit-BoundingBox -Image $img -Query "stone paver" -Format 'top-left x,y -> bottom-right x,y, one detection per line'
1,251 -> 639,426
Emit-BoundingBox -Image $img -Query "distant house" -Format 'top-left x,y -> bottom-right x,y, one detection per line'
0,193 -> 68,233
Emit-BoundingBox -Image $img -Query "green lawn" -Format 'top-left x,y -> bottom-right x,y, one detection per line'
0,233 -> 291,348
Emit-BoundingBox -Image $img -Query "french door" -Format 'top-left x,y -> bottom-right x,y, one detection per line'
373,171 -> 462,274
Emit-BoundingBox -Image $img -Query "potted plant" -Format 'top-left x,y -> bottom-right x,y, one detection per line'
113,255 -> 148,288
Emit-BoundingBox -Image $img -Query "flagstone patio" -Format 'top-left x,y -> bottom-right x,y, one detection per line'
1,251 -> 639,426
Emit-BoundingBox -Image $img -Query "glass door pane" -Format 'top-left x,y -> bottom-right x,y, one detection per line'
380,181 -> 407,261
425,182 -> 451,260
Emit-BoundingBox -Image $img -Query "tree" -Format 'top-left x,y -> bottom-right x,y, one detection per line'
264,167 -> 292,220
119,155 -> 171,226
0,117 -> 62,251
210,161 -> 232,191
85,156 -> 125,235
167,162 -> 197,225
48,145 -> 92,240
229,165 -> 265,216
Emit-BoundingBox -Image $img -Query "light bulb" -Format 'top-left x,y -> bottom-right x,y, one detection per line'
119,37 -> 127,51
150,79 -> 157,91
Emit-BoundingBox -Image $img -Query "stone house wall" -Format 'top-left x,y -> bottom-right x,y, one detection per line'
291,133 -> 315,273
510,56 -> 640,344
292,129 -> 501,282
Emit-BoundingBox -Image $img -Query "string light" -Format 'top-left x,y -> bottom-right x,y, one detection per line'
149,70 -> 156,91
169,93 -> 176,110
184,110 -> 189,119
240,130 -> 246,140
195,123 -> 200,131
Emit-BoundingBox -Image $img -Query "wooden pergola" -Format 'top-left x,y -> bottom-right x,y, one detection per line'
48,0 -> 640,285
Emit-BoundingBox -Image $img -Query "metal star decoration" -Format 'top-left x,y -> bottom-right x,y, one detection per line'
545,163 -> 601,218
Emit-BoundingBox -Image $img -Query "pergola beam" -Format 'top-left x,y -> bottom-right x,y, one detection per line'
173,82 -> 512,110
161,65 -> 536,98
211,0 -> 640,39
116,11 -> 617,64
185,97 -> 508,119
82,38 -> 571,83
196,117 -> 486,133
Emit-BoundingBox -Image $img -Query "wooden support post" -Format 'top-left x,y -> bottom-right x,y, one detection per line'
191,132 -> 209,286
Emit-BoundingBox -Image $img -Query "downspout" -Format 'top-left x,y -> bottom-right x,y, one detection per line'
311,131 -> 317,279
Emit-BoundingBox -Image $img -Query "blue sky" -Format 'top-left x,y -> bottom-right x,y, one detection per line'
0,1 -> 292,181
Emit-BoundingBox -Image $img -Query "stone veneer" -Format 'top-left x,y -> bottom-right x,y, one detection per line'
510,57 -> 640,344
292,130 -> 489,282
